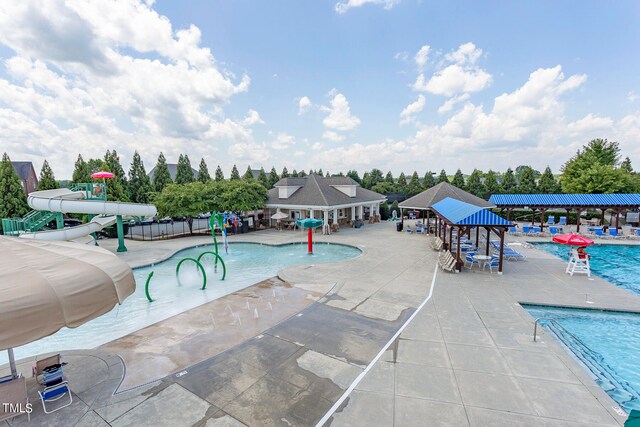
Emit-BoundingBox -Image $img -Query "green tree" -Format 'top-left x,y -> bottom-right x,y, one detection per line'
369,169 -> 384,189
362,172 -> 371,189
152,182 -> 206,234
267,167 -> 279,187
423,171 -> 436,189
152,152 -> 172,192
214,165 -> 224,181
197,158 -> 211,183
390,200 -> 399,218
98,161 -> 128,201
538,166 -> 560,193
517,166 -> 538,194
620,157 -> 633,173
37,160 -> 58,190
297,170 -> 307,177
291,169 -> 298,177
71,154 -> 90,185
346,170 -> 361,185
407,171 -> 422,197
128,151 -> 152,203
437,169 -> 449,184
501,168 -> 517,193
385,171 -> 395,184
87,158 -> 103,174
281,167 -> 290,178
243,166 -> 255,180
203,180 -> 268,212
484,170 -> 500,198
561,139 -> 635,193
257,167 -> 269,188
317,168 -> 324,176
230,164 -> 241,181
397,172 -> 407,195
451,169 -> 465,189
104,150 -> 129,200
379,201 -> 390,220
370,181 -> 397,195
175,154 -> 195,184
466,169 -> 486,198
0,153 -> 29,230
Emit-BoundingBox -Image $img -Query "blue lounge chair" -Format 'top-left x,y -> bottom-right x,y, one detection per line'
547,215 -> 555,225
594,229 -> 605,237
609,228 -> 622,238
464,252 -> 479,269
559,216 -> 567,225
483,257 -> 501,273
549,226 -> 559,235
38,381 -> 72,414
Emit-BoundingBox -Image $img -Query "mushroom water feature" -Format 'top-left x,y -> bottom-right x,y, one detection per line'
295,218 -> 324,254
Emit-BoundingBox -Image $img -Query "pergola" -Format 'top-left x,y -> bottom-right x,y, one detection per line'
488,194 -> 640,233
431,198 -> 513,274
398,182 -> 494,232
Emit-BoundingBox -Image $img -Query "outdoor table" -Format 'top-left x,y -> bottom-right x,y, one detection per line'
473,254 -> 492,269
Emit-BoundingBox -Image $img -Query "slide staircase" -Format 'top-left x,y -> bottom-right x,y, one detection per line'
1,209 -> 60,236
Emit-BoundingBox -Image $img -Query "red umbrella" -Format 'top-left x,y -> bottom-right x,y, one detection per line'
91,171 -> 115,179
552,233 -> 594,247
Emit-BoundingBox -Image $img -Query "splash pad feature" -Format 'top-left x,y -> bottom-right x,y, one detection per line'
296,218 -> 324,254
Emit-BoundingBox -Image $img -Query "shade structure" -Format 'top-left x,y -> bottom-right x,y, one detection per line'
0,237 -> 135,375
295,218 -> 323,229
271,212 -> 288,220
90,171 -> 115,179
552,233 -> 595,247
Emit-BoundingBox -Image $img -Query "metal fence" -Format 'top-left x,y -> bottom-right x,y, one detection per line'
125,218 -> 256,241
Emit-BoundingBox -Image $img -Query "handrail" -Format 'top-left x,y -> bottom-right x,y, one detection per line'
533,317 -> 592,351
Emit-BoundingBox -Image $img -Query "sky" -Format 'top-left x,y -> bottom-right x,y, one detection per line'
0,0 -> 639,179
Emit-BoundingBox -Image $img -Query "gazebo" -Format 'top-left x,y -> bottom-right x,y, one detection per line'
431,198 -> 513,274
399,182 -> 494,232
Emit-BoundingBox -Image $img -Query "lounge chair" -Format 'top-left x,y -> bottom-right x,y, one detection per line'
483,256 -> 501,273
438,252 -> 457,272
508,226 -> 521,236
0,375 -> 30,422
609,228 -> 623,239
39,380 -> 72,414
503,248 -> 526,261
559,216 -> 567,225
547,215 -> 555,225
594,229 -> 605,238
33,354 -> 62,384
464,252 -> 479,269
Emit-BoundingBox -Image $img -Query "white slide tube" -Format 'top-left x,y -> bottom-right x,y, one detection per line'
20,216 -> 117,241
27,188 -> 157,217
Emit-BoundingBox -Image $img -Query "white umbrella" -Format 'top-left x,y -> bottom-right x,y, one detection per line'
0,237 -> 135,378
271,212 -> 288,220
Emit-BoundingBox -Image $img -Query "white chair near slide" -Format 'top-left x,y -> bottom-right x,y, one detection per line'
566,250 -> 591,277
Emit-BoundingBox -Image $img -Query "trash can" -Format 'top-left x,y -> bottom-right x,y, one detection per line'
397,222 -> 403,232
242,220 -> 249,233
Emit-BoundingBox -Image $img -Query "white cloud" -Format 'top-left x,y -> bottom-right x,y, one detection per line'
241,110 -> 264,126
335,0 -> 400,14
322,93 -> 361,131
567,114 -> 613,135
628,91 -> 638,103
394,51 -> 409,61
414,44 -> 430,69
311,142 -> 324,150
322,130 -> 345,142
298,96 -> 312,115
413,42 -> 492,97
437,94 -> 470,114
0,0 -> 252,177
399,95 -> 425,124
270,132 -> 296,150
228,142 -> 270,164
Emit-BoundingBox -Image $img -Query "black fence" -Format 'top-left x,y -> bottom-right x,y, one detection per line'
125,218 -> 253,241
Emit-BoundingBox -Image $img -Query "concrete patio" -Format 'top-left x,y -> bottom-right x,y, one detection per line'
2,222 -> 639,426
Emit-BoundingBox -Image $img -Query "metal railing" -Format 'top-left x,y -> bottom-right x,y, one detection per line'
533,317 -> 591,350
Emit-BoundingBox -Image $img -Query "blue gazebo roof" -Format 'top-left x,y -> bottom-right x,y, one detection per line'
489,194 -> 640,207
431,198 -> 513,226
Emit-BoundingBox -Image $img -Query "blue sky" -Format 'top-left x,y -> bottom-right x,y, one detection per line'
0,0 -> 638,178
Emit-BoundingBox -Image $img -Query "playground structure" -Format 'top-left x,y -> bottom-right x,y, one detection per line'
1,183 -> 156,252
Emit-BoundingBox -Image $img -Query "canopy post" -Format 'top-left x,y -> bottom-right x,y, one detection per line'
498,227 -> 505,274
485,227 -> 490,256
8,348 -> 17,378
540,208 -> 546,231
576,209 -> 581,233
475,226 -> 480,248
116,215 -> 127,253
426,210 -> 431,234
456,228 -> 462,272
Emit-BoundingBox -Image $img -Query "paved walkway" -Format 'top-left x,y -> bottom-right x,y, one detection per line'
2,223 -> 639,426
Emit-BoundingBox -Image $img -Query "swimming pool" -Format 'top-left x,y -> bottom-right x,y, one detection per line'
531,243 -> 640,296
525,305 -> 640,413
0,242 -> 361,366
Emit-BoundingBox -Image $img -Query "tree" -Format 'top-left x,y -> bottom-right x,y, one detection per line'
620,157 -> 633,173
230,164 -> 241,181
281,167 -> 290,178
297,170 -> 307,177
423,171 -> 436,189
128,151 -> 152,203
203,180 -> 268,212
561,139 -> 636,193
369,168 -> 384,189
243,166 -> 255,180
0,153 -> 29,230
466,169 -> 486,198
390,200 -> 399,217
197,158 -> 211,183
87,158 -> 103,174
517,166 -> 538,194
153,152 -> 172,192
370,181 -> 397,195
152,182 -> 206,234
104,150 -> 129,200
538,166 -> 560,193
407,172 -> 422,197
501,168 -> 517,193
325,171 -> 330,177
437,169 -> 449,184
37,160 -> 58,190
257,167 -> 269,188
484,170 -> 500,198
451,169 -> 465,189
99,161 -> 128,201
385,171 -> 395,184
346,170 -> 361,185
379,201 -> 390,220
175,154 -> 195,184
362,172 -> 371,189
396,172 -> 407,195
515,165 -> 540,183
317,168 -> 324,176
291,169 -> 298,177
215,165 -> 224,181
267,167 -> 279,187
71,154 -> 90,185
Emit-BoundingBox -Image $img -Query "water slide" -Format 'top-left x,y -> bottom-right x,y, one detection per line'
22,188 -> 157,241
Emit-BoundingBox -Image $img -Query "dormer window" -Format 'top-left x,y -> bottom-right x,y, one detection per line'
331,185 -> 356,197
277,186 -> 301,199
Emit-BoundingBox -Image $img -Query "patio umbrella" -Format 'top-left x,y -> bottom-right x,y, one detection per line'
552,233 -> 595,247
296,218 -> 324,254
0,237 -> 135,378
270,212 -> 288,220
90,171 -> 115,179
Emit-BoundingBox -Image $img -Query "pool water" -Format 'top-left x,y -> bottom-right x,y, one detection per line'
531,243 -> 640,296
1,242 -> 360,366
525,305 -> 640,413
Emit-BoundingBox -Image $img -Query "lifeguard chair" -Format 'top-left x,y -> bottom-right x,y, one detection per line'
566,249 -> 591,277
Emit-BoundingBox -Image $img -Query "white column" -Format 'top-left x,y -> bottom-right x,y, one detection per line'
309,209 -> 314,219
323,210 -> 329,235
370,203 -> 375,218
351,207 -> 356,221
358,205 -> 364,219
333,208 -> 338,222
